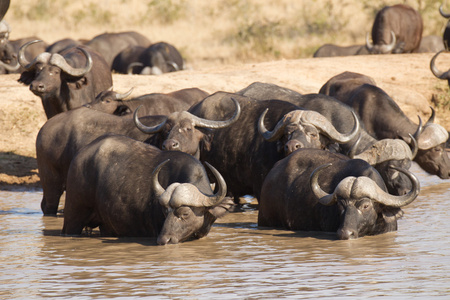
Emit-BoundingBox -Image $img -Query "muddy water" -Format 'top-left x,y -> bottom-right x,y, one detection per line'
1,163 -> 449,299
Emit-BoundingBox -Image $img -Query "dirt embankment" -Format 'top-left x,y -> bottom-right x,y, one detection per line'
1,52 -> 450,189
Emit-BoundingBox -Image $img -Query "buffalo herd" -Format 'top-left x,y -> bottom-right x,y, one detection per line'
2,2 -> 450,244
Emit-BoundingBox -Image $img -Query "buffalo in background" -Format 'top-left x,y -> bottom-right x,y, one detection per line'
126,42 -> 184,75
366,4 -> 423,54
85,31 -> 151,69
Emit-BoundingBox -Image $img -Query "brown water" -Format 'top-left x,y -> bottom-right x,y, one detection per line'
1,163 -> 449,299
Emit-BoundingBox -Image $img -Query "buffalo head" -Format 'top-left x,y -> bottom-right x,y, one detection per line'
153,160 -> 234,245
134,97 -> 241,159
351,135 -> 417,196
366,31 -> 397,54
310,162 -> 420,240
414,109 -> 450,178
258,109 -> 360,155
18,40 -> 92,97
85,87 -> 134,115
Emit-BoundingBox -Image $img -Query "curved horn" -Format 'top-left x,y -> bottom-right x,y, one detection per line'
408,133 -> 418,159
166,61 -> 180,71
354,138 -> 414,165
49,47 -> 92,77
310,163 -> 336,206
114,87 -> 134,100
18,39 -> 45,70
0,59 -> 20,71
154,161 -> 227,208
413,116 -> 423,142
374,166 -> 420,207
134,105 -> 167,134
191,97 -> 241,129
430,50 -> 450,79
427,106 -> 436,124
365,32 -> 374,52
308,110 -> 360,143
127,62 -> 143,74
380,31 -> 396,53
440,3 -> 450,18
258,108 -> 289,142
152,159 -> 170,198
347,132 -> 362,158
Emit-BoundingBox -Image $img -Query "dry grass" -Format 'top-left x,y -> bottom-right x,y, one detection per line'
5,0 -> 449,68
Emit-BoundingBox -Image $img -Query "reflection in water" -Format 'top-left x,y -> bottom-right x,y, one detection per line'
1,165 -> 450,298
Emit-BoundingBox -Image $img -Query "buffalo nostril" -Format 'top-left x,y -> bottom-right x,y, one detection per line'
338,228 -> 358,240
162,140 -> 180,151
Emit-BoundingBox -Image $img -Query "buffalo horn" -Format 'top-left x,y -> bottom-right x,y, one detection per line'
354,138 -> 414,165
373,166 -> 420,207
0,59 -> 20,71
310,163 -> 336,206
133,105 -> 167,134
191,97 -> 241,129
18,40 -> 50,70
49,47 -> 92,77
440,4 -> 450,18
114,87 -> 134,100
152,160 -> 227,208
127,62 -> 143,74
365,33 -> 373,52
380,31 -> 396,53
306,110 -> 360,143
430,50 -> 450,79
258,108 -> 288,142
427,106 -> 436,124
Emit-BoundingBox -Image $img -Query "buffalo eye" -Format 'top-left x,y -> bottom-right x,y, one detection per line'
175,207 -> 191,220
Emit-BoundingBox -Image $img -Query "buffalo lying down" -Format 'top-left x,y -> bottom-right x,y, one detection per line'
259,149 -> 420,239
62,134 -> 234,244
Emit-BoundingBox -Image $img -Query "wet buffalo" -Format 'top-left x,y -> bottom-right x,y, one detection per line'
87,87 -> 208,116
258,148 -> 420,239
343,83 -> 450,179
18,40 -> 112,119
36,107 -> 165,215
238,81 -> 418,196
366,4 -> 423,54
62,134 -> 234,244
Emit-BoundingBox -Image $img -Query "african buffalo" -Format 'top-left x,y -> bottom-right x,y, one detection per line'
313,44 -> 365,58
18,40 -> 112,119
430,49 -> 450,86
439,3 -> 450,50
366,4 -> 423,54
86,87 -> 208,116
136,92 -> 360,202
111,45 -> 146,74
342,83 -> 450,179
416,35 -> 445,53
62,134 -> 234,244
36,106 -> 165,215
85,31 -> 151,69
127,42 -> 184,75
238,81 -> 418,196
319,71 -> 377,102
0,36 -> 48,74
258,148 -> 420,239
45,38 -> 84,54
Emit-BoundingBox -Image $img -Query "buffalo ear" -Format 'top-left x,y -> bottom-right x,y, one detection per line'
208,197 -> 235,218
201,131 -> 213,152
113,105 -> 132,116
379,206 -> 403,232
74,76 -> 88,89
393,41 -> 405,54
18,71 -> 35,85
